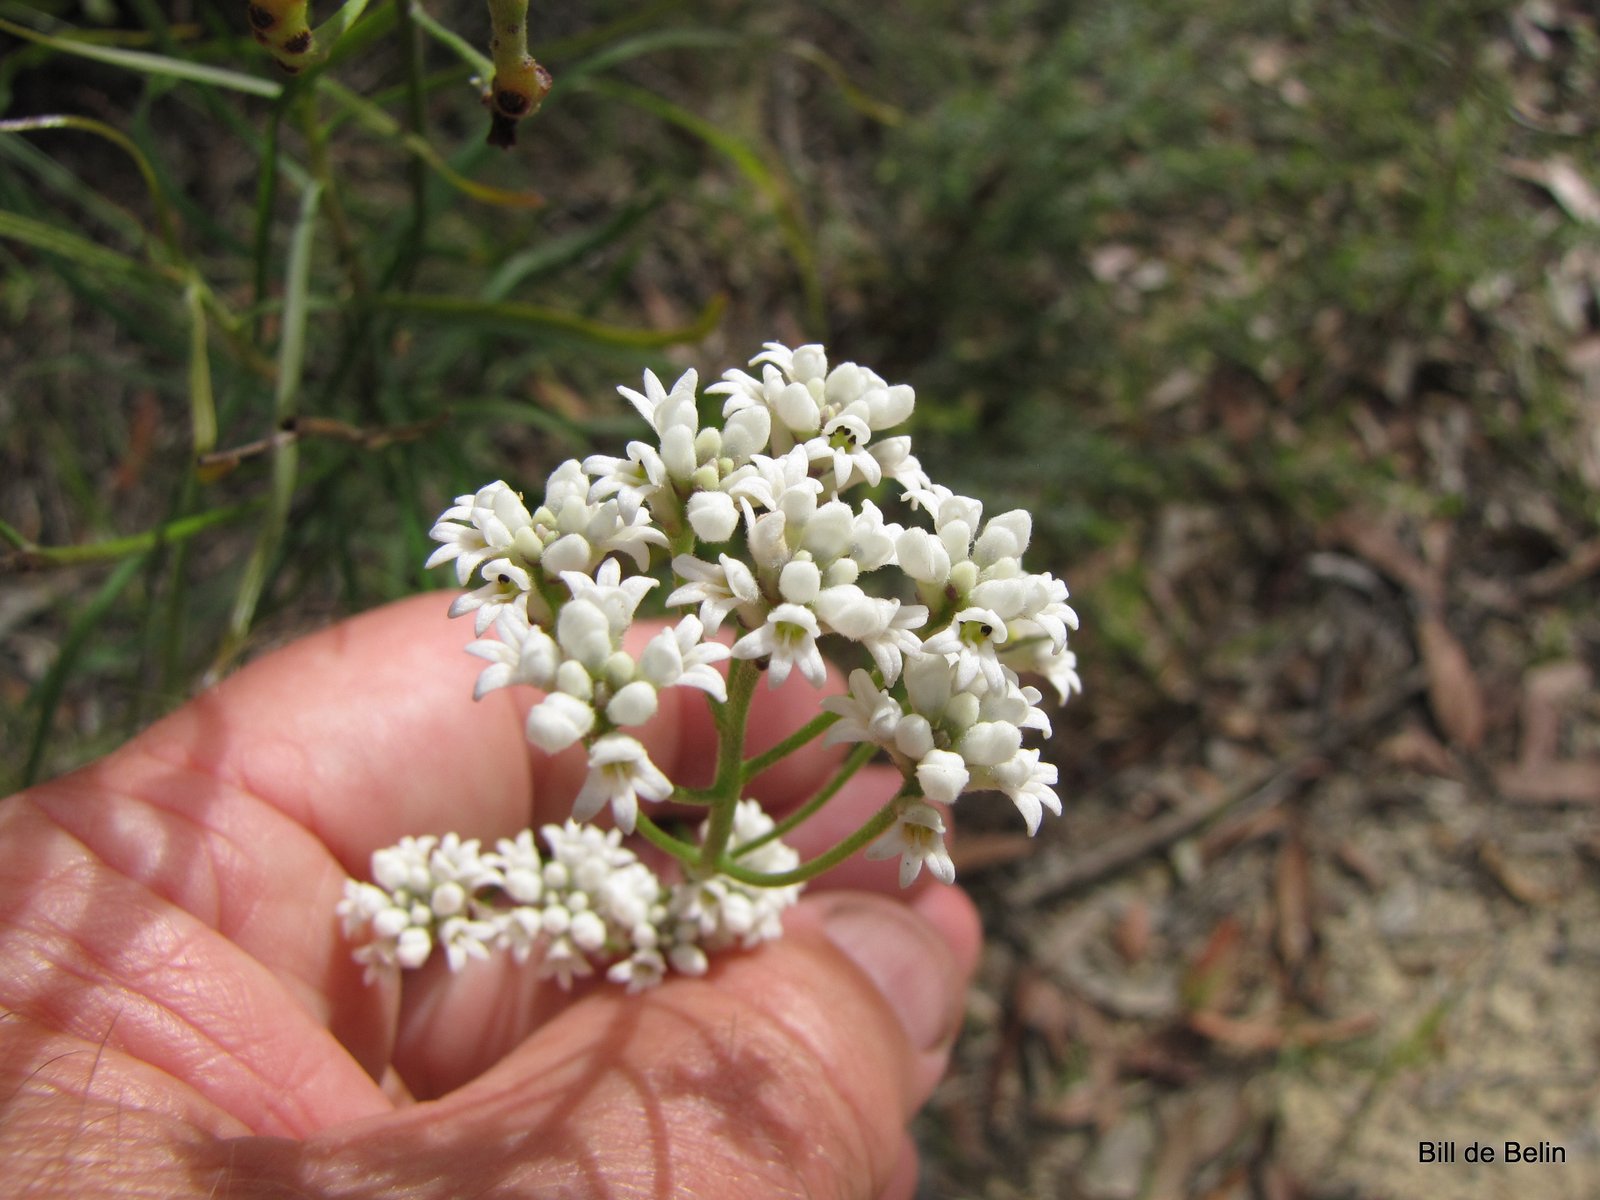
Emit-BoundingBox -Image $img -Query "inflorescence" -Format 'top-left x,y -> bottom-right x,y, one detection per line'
340,343 -> 1081,991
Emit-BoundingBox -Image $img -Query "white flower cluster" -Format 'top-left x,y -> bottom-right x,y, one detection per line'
344,342 -> 1080,986
338,801 -> 801,992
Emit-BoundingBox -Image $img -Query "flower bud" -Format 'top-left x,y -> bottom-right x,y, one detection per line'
897,528 -> 951,584
945,691 -> 980,733
556,658 -> 594,699
894,714 -> 935,760
607,680 -> 659,726
601,650 -> 636,689
661,425 -> 698,482
525,693 -> 594,752
775,381 -> 821,432
959,720 -> 1023,767
687,491 -> 739,542
723,406 -> 771,458
824,557 -> 859,587
779,556 -> 821,605
950,559 -> 980,596
541,532 -> 591,575
396,927 -> 432,969
917,749 -> 969,803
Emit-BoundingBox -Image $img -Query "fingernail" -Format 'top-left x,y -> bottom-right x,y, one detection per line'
819,895 -> 960,1052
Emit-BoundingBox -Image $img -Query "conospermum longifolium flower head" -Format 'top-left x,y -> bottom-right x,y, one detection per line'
340,343 -> 1082,991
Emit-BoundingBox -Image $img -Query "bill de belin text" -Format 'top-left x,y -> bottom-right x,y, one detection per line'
1420,1141 -> 1567,1164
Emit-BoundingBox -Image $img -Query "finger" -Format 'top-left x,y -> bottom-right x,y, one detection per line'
0,793 -> 392,1137
11,593 -> 531,1091
306,888 -> 979,1200
880,1135 -> 921,1200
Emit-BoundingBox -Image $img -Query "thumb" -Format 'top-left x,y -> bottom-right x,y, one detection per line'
302,888 -> 979,1199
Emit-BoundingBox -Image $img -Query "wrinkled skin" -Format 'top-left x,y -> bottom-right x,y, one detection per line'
0,595 -> 980,1199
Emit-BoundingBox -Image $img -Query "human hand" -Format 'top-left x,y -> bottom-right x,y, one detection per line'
0,593 -> 980,1198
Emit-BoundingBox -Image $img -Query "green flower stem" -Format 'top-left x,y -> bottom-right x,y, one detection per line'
697,657 -> 761,869
668,787 -> 715,807
632,810 -> 701,870
734,741 -> 876,859
715,786 -> 912,888
741,710 -> 839,783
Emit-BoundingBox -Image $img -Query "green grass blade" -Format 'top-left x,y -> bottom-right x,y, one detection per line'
0,208 -> 174,285
0,115 -> 181,258
408,4 -> 492,78
0,16 -> 282,99
317,79 -> 544,209
312,0 -> 374,46
4,500 -> 266,568
183,277 -> 218,456
0,133 -> 145,248
22,553 -> 146,787
218,181 -> 322,673
372,291 -> 727,349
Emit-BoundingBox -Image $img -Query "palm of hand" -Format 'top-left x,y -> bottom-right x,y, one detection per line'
0,596 -> 977,1199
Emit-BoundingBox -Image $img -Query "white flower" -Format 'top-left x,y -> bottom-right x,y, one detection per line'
869,435 -> 929,492
607,947 -> 668,993
806,413 -> 881,490
639,614 -> 730,701
821,668 -> 902,747
617,366 -> 699,434
426,481 -> 537,585
525,692 -> 596,753
535,461 -> 669,574
466,610 -> 559,699
978,677 -> 1053,736
724,445 -> 821,521
448,557 -> 532,634
895,527 -> 952,585
572,734 -> 673,833
437,914 -> 497,972
1001,637 -> 1083,705
539,935 -> 595,989
849,500 -> 902,572
668,803 -> 801,950
985,748 -> 1062,835
731,603 -> 827,689
866,802 -> 955,888
921,607 -> 1011,693
583,442 -> 668,516
812,586 -> 926,684
665,553 -> 761,634
561,558 -> 658,636
487,830 -> 545,904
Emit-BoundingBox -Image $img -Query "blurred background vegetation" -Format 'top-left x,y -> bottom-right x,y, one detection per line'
3,0 -> 1598,1193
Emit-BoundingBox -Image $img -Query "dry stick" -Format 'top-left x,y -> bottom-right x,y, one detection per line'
1005,667 -> 1428,908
